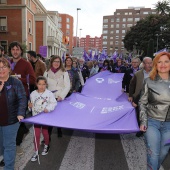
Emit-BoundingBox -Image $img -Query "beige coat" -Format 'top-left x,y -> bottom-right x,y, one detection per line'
44,69 -> 70,100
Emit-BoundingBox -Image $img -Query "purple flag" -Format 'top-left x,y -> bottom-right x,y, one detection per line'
89,50 -> 92,60
112,51 -> 118,62
22,71 -> 139,134
62,52 -> 65,63
82,50 -> 89,61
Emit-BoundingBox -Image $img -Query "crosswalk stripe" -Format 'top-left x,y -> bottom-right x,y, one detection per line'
59,131 -> 95,170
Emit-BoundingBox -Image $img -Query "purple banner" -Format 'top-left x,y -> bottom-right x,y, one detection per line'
39,46 -> 47,58
23,71 -> 139,134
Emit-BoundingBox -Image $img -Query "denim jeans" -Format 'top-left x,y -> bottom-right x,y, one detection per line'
144,118 -> 170,170
0,122 -> 19,170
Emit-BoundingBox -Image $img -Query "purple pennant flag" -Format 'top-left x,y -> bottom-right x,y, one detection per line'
165,139 -> 170,145
83,50 -> 89,61
62,52 -> 65,63
112,51 -> 118,63
22,71 -> 139,134
89,50 -> 92,61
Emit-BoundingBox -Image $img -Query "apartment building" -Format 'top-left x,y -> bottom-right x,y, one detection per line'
79,35 -> 102,52
102,7 -> 156,55
58,14 -> 73,55
0,0 -> 66,57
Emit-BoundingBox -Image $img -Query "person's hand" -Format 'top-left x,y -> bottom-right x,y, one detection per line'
17,116 -> 24,122
132,102 -> 137,107
28,102 -> 33,108
140,125 -> 147,132
121,88 -> 125,92
128,97 -> 133,102
57,96 -> 62,102
44,108 -> 49,113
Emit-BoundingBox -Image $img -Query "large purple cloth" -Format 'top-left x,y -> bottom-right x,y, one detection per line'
23,71 -> 139,134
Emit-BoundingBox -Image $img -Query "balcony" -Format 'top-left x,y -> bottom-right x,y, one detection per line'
47,36 -> 60,46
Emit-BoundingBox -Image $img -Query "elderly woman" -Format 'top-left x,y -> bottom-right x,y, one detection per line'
44,55 -> 70,138
0,58 -> 27,170
139,52 -> 170,170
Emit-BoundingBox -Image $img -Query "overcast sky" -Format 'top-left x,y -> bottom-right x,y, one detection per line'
40,0 -> 158,37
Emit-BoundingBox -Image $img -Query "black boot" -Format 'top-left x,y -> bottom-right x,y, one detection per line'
57,128 -> 62,138
0,159 -> 5,167
136,131 -> 144,137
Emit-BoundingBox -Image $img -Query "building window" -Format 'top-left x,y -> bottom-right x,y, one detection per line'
135,18 -> 140,22
115,41 -> 118,45
122,24 -> 126,28
116,30 -> 119,33
110,41 -> 113,45
116,18 -> 120,22
59,23 -> 62,28
0,16 -> 7,31
103,41 -> 107,45
111,18 -> 114,22
103,24 -> 108,28
66,24 -> 70,29
103,30 -> 108,34
125,12 -> 128,15
110,31 -> 114,34
28,20 -> 32,34
66,18 -> 70,23
121,42 -> 124,45
122,30 -> 125,33
59,17 -> 62,22
116,36 -> 119,39
28,0 -> 31,7
116,24 -> 119,28
0,40 -> 7,52
122,18 -> 126,22
117,13 -> 120,15
66,30 -> 69,35
152,12 -> 156,14
103,19 -> 108,23
110,24 -> 114,28
143,11 -> 149,14
110,37 -> 113,39
127,18 -> 133,22
127,24 -> 133,27
129,12 -> 132,15
29,42 -> 32,50
103,36 -> 107,39
0,0 -> 6,4
115,47 -> 118,50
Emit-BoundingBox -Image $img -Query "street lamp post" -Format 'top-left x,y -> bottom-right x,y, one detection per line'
76,8 -> 81,48
156,34 -> 159,52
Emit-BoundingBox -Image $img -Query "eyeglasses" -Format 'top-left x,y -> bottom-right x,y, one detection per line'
53,61 -> 60,63
0,66 -> 8,70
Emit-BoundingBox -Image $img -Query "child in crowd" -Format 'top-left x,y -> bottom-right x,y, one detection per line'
28,76 -> 57,162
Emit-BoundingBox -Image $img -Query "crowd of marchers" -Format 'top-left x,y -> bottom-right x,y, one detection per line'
0,42 -> 170,170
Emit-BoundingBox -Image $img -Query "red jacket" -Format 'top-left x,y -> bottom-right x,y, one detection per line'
11,58 -> 36,96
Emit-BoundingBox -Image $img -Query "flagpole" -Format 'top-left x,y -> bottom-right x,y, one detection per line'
76,8 -> 81,48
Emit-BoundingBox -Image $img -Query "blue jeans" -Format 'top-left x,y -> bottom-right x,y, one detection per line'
0,122 -> 19,170
144,118 -> 170,170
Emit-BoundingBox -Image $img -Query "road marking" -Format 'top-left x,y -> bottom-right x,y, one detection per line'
59,131 -> 95,170
120,133 -> 164,170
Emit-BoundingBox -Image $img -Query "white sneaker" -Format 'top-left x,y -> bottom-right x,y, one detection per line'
31,153 -> 38,162
41,145 -> 50,156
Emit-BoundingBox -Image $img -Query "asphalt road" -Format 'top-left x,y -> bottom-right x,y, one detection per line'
2,126 -> 169,170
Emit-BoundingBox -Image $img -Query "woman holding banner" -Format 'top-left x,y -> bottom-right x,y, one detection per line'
139,52 -> 170,170
0,58 -> 27,170
44,55 -> 70,138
